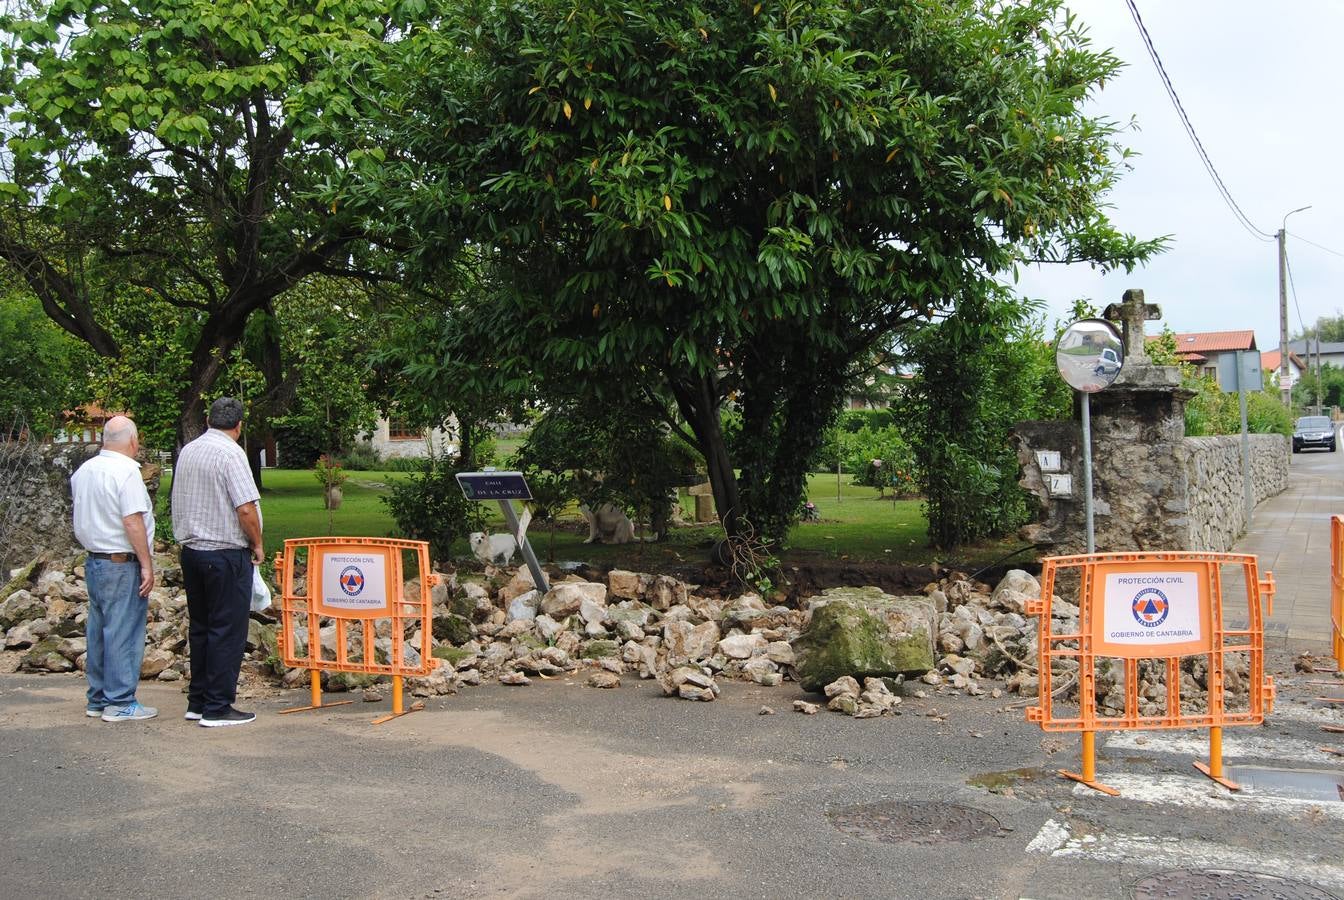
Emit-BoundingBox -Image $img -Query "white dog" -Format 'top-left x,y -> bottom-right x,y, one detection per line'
469,531 -> 518,565
579,502 -> 637,544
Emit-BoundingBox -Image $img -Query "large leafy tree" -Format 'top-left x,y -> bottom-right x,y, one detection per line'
0,0 -> 397,445
0,277 -> 92,435
331,0 -> 1159,541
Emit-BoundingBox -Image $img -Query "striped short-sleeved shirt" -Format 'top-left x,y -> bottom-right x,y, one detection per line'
171,429 -> 261,550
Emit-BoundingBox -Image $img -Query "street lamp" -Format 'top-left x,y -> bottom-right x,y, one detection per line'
1279,205 -> 1312,408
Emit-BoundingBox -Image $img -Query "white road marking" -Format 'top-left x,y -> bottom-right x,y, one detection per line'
1026,818 -> 1344,889
1105,730 -> 1340,764
1070,772 -> 1344,819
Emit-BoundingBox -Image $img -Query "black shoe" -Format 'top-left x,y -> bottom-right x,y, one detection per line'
199,707 -> 256,728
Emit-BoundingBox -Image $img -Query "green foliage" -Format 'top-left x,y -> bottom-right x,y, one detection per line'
324,0 -> 1161,544
837,426 -> 919,497
897,292 -> 1057,548
513,399 -> 702,539
1292,363 -> 1344,415
266,280 -> 382,463
0,287 -> 91,435
340,443 -> 382,471
382,456 -> 486,566
0,0 -> 397,441
314,455 -> 349,490
837,409 -> 897,433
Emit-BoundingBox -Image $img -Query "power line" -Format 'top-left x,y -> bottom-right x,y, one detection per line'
1124,0 -> 1275,243
1285,247 -> 1307,339
1288,231 -> 1344,260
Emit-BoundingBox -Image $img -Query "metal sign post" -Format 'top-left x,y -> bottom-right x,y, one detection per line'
455,470 -> 550,593
1055,319 -> 1126,554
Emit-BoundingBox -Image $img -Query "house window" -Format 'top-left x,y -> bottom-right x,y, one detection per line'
387,419 -> 420,441
1204,366 -> 1218,381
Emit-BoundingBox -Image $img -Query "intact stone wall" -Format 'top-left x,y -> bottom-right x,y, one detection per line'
1182,434 -> 1290,552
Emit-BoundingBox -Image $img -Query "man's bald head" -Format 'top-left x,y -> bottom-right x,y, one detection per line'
102,416 -> 139,454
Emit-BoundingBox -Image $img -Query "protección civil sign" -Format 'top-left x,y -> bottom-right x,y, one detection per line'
1090,562 -> 1213,658
456,471 -> 532,501
314,545 -> 394,618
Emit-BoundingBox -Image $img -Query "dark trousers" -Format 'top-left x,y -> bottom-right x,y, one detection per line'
181,546 -> 251,717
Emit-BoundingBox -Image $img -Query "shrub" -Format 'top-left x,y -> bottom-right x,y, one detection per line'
340,442 -> 382,470
382,456 -> 486,565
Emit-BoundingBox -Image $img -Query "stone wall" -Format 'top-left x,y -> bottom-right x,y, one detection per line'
1182,434 -> 1290,551
0,443 -> 161,571
1013,419 -> 1290,556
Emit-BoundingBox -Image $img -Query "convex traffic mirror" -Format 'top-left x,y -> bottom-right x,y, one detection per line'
1055,319 -> 1124,393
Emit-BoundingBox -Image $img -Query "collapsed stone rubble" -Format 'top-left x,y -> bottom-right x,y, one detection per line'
0,548 -> 1253,717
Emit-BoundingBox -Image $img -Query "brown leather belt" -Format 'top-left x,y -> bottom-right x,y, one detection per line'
89,552 -> 135,563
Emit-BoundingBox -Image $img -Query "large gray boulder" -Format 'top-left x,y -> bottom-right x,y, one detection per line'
792,587 -> 936,692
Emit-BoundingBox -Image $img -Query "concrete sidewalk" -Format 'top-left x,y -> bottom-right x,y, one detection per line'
1232,450 -> 1344,645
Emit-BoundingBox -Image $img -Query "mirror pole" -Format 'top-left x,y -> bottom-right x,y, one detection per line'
1081,391 -> 1095,554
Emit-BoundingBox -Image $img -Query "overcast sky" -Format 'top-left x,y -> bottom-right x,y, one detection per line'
1014,1 -> 1344,352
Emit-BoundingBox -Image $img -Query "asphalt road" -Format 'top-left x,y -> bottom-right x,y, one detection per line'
5,641 -> 1344,900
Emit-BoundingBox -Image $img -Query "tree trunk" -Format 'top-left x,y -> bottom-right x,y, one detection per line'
669,373 -> 741,538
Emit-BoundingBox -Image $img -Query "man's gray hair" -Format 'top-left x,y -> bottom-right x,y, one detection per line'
207,397 -> 245,430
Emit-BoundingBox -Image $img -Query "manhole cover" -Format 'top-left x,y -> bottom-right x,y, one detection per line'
1133,869 -> 1339,899
826,800 -> 1002,845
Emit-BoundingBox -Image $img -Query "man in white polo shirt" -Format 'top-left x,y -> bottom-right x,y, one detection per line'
172,397 -> 263,727
70,415 -> 157,722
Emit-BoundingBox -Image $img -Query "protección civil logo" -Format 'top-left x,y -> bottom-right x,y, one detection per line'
1130,587 -> 1169,628
339,565 -> 365,596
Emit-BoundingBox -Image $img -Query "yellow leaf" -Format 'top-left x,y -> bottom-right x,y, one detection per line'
885,148 -> 898,163
586,61 -> 594,71
590,158 -> 599,172
584,96 -> 592,110
753,2 -> 761,14
590,194 -> 598,208
663,194 -> 672,211
592,303 -> 601,317
563,100 -> 572,119
993,187 -> 1013,207
699,27 -> 708,39
329,200 -> 338,213
768,83 -> 777,102
666,275 -> 674,287
621,152 -> 629,165
528,85 -> 541,95
1053,135 -> 1064,143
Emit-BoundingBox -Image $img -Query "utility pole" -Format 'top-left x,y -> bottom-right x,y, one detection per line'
1279,206 -> 1312,410
1279,227 -> 1290,408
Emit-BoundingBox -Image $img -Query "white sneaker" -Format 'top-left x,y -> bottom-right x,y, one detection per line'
102,701 -> 158,722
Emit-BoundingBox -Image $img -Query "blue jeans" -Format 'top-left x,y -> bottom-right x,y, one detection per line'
84,557 -> 148,708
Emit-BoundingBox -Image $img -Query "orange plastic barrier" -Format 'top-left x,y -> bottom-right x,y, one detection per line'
273,537 -> 439,725
1332,516 -> 1344,669
1026,551 -> 1275,795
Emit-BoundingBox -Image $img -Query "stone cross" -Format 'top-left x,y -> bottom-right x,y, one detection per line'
1103,288 -> 1162,365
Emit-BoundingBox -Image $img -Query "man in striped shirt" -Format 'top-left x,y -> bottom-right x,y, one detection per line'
172,397 -> 263,727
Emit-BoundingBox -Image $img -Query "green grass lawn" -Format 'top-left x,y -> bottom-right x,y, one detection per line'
160,468 -> 1032,573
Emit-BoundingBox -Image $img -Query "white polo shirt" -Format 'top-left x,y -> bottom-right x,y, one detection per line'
70,449 -> 155,554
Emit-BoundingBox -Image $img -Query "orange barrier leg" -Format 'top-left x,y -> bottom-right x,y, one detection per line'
371,675 -> 422,725
279,669 -> 355,715
1193,726 -> 1240,791
1060,730 -> 1119,797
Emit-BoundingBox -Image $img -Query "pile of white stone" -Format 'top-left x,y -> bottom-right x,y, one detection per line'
3,548 -> 1244,717
1,551 -> 192,681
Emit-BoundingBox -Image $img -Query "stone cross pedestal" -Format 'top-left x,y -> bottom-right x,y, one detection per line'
1103,288 -> 1162,366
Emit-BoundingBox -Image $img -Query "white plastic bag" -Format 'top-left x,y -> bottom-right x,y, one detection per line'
250,566 -> 272,613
